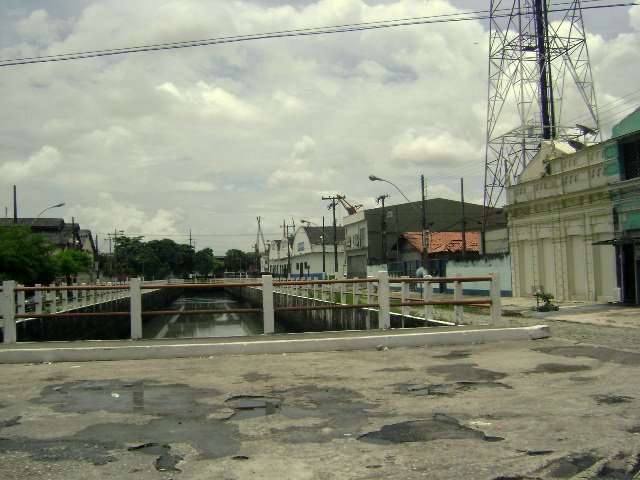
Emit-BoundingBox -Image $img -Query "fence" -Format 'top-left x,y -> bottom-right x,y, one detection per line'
1,273 -> 502,344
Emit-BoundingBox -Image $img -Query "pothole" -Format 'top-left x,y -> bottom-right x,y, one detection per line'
127,443 -> 183,472
433,350 -> 472,360
593,394 -> 633,405
425,363 -> 507,382
529,363 -> 592,374
224,395 -> 281,420
402,381 -> 512,396
533,346 -> 640,366
358,414 -> 504,444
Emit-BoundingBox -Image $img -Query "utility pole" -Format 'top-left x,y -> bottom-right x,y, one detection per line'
460,178 -> 467,258
322,195 -> 341,276
421,175 -> 429,272
376,194 -> 389,265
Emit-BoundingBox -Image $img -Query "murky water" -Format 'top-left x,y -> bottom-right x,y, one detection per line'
142,292 -> 263,339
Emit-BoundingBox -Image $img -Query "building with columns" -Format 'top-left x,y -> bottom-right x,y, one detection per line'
506,137 -> 619,302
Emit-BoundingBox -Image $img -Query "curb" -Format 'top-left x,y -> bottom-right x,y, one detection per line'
0,325 -> 550,364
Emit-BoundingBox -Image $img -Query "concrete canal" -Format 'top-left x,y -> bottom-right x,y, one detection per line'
142,291 -> 264,339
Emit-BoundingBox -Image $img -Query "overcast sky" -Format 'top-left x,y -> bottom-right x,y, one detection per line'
1,0 -> 639,253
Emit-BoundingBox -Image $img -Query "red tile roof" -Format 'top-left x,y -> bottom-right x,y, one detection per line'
402,231 -> 480,254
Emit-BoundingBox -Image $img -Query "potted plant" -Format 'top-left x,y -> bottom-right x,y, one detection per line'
534,290 -> 559,311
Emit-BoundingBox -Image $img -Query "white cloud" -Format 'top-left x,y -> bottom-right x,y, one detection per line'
69,193 -> 183,238
16,9 -> 61,44
1,0 -> 638,252
175,180 -> 216,192
390,129 -> 482,167
0,146 -> 62,180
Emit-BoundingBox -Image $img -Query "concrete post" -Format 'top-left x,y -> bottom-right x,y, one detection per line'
262,275 -> 275,334
366,277 -> 373,330
17,287 -> 25,316
490,272 -> 501,325
2,281 -> 17,344
454,273 -> 463,325
130,277 -> 142,340
377,271 -> 390,329
424,276 -> 434,320
35,284 -> 42,315
401,276 -> 409,320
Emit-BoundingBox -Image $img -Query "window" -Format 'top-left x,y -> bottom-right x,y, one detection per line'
622,139 -> 640,180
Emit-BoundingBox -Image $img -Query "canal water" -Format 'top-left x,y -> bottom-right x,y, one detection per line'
142,291 -> 263,339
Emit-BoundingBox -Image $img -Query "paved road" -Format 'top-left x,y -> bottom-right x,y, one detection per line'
1,304 -> 640,479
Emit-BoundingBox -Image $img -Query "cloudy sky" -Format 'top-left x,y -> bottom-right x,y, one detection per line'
1,0 -> 639,254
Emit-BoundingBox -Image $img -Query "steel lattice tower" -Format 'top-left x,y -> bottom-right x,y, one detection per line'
483,0 -> 600,214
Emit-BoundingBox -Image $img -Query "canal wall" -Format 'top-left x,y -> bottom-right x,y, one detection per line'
229,286 -> 436,333
14,287 -> 183,342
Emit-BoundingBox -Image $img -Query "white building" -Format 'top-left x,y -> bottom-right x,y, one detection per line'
268,226 -> 346,279
506,140 -> 618,302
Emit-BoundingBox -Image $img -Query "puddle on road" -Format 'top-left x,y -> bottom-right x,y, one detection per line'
358,414 -> 504,444
34,380 -> 222,416
534,346 -> 640,366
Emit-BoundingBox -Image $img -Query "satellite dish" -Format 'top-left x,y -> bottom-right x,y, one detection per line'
568,139 -> 586,151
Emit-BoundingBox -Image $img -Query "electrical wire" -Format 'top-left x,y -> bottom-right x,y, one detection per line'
1,1 -> 637,67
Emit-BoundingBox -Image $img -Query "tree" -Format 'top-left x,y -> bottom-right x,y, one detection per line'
54,249 -> 94,286
0,226 -> 57,285
224,249 -> 250,272
194,248 -> 215,276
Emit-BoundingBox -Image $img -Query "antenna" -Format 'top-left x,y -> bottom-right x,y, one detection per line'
484,0 -> 600,212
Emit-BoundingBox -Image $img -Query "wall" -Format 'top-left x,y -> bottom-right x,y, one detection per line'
231,285 -> 440,332
446,255 -> 512,296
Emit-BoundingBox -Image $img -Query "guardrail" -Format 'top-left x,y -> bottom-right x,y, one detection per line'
1,273 -> 501,344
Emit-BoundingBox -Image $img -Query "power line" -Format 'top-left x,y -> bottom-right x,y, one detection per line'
1,1 -> 637,67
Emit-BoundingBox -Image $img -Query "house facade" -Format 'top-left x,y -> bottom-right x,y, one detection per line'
506,140 -> 618,302
268,226 -> 346,279
343,198 -> 506,278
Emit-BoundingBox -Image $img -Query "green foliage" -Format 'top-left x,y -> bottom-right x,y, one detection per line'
53,249 -> 94,285
0,226 -> 57,285
97,234 -> 223,280
534,290 -> 559,311
224,249 -> 250,272
194,248 -> 216,275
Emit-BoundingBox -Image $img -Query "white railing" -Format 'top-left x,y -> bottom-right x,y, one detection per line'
1,272 -> 501,344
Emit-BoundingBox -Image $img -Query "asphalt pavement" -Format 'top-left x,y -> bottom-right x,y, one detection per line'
0,298 -> 638,479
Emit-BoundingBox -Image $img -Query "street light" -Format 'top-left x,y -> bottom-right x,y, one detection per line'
31,202 -> 65,226
370,174 -> 429,272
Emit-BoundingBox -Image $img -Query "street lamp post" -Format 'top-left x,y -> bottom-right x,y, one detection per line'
370,174 -> 429,273
30,202 -> 65,226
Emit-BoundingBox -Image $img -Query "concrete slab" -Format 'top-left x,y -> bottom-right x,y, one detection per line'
0,325 -> 550,364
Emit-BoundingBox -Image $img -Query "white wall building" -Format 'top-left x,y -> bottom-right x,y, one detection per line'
506,140 -> 618,302
268,226 -> 346,279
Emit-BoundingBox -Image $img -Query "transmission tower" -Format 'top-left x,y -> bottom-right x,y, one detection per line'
483,0 -> 600,213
